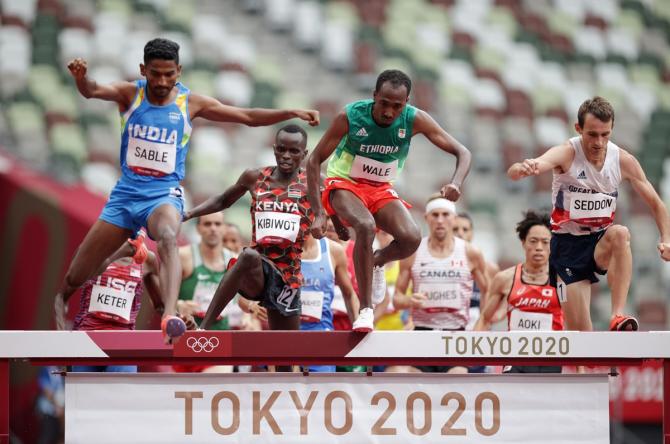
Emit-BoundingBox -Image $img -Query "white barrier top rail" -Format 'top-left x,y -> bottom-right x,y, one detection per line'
0,331 -> 669,363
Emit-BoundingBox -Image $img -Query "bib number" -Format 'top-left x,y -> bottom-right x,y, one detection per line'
276,286 -> 300,313
350,156 -> 398,182
127,136 -> 176,177
88,284 -> 134,322
300,290 -> 324,322
419,282 -> 461,311
255,212 -> 301,244
570,192 -> 615,219
509,310 -> 553,331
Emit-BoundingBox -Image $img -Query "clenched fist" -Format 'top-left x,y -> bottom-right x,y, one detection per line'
67,58 -> 88,80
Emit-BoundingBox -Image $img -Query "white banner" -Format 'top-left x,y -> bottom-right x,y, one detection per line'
65,373 -> 609,444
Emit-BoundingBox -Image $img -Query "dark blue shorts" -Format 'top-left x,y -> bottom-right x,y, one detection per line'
549,231 -> 607,286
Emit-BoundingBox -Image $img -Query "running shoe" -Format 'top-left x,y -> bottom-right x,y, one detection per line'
609,314 -> 639,331
371,265 -> 387,305
352,307 -> 374,332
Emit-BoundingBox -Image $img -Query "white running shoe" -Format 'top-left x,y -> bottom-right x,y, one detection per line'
371,265 -> 387,305
352,307 -> 374,332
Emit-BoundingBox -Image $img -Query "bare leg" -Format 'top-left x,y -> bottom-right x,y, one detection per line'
59,220 -> 132,297
330,190 -> 376,309
146,204 -> 183,318
594,225 -> 632,316
200,248 -> 265,329
56,220 -> 131,329
372,200 -> 421,266
561,280 -> 593,331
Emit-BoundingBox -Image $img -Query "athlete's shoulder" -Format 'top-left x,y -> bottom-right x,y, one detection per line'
493,266 -> 516,287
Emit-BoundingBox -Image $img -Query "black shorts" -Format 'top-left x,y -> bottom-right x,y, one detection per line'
549,231 -> 607,286
503,365 -> 562,374
240,258 -> 301,317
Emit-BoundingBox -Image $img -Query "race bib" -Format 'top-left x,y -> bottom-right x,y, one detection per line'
88,284 -> 134,322
255,212 -> 301,244
300,290 -> 324,322
419,282 -> 462,311
350,156 -> 398,182
509,310 -> 553,331
126,136 -> 176,176
570,192 -> 616,219
193,281 -> 220,317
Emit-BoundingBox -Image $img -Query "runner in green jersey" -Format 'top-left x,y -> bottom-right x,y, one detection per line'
307,70 -> 472,332
177,212 -> 237,331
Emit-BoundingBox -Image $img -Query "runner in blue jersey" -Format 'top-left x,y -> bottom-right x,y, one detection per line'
55,38 -> 319,342
300,233 -> 358,372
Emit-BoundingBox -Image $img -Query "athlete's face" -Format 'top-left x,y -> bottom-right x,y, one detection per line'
522,225 -> 551,268
425,208 -> 455,241
453,216 -> 473,242
223,225 -> 243,253
140,59 -> 181,100
273,131 -> 307,174
372,83 -> 409,127
197,213 -> 225,248
575,114 -> 612,158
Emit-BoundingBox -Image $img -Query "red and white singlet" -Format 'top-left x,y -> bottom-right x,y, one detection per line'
551,136 -> 621,235
507,264 -> 563,331
74,260 -> 144,330
411,236 -> 473,330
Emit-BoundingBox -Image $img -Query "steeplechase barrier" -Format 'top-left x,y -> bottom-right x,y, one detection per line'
1,330 -> 669,443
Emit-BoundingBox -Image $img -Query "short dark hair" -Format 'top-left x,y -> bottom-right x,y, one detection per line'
577,96 -> 614,127
375,69 -> 412,96
516,210 -> 551,241
456,212 -> 473,229
144,38 -> 180,64
276,124 -> 307,145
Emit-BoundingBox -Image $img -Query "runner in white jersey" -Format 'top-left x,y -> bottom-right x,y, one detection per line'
508,96 -> 670,331
394,195 -> 488,374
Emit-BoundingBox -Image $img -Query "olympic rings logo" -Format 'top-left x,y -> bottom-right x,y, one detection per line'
186,336 -> 220,353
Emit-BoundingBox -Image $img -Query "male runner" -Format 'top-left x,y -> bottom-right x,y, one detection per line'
223,222 -> 244,254
393,196 -> 488,374
475,211 -> 563,373
300,232 -> 359,372
307,69 -> 472,332
185,125 -> 315,353
508,96 -> 670,331
59,233 -> 193,372
453,212 -> 500,330
177,212 -> 237,331
56,38 -> 318,342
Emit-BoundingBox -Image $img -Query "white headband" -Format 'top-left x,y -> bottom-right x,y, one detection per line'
425,198 -> 456,215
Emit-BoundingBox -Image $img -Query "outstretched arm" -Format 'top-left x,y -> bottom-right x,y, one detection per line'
412,110 -> 471,201
67,58 -> 136,109
621,150 -> 670,260
467,244 -> 489,298
183,168 -> 257,221
474,268 -> 513,331
507,142 -> 574,181
189,94 -> 319,126
306,111 -> 349,238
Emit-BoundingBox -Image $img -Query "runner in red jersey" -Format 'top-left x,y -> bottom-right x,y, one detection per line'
58,233 -> 168,372
185,125 -> 317,347
476,211 -> 563,373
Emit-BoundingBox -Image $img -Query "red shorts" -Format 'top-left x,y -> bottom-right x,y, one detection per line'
322,177 -> 410,217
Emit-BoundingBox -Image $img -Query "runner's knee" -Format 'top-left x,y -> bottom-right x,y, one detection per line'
350,216 -> 376,243
608,225 -> 630,249
156,226 -> 178,251
396,223 -> 421,252
236,248 -> 261,269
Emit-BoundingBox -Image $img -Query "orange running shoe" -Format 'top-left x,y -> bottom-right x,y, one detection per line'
128,231 -> 148,264
609,314 -> 639,331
